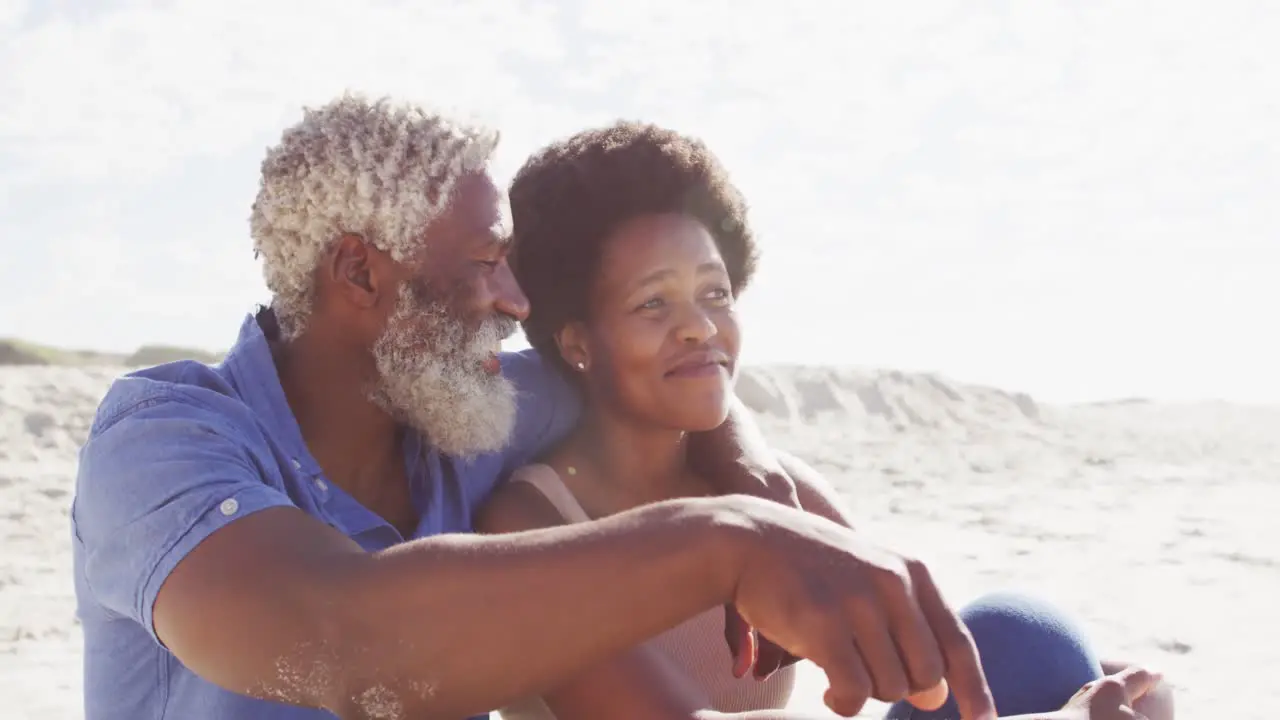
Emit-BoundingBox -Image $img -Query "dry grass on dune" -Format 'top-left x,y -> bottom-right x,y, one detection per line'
0,338 -> 222,368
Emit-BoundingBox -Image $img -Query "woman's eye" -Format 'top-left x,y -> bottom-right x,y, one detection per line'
706,287 -> 733,303
638,297 -> 665,311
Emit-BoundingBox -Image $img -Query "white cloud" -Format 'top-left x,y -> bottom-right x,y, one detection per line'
2,0 -> 1278,401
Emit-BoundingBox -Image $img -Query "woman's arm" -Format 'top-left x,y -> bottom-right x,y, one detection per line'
475,476 -> 838,720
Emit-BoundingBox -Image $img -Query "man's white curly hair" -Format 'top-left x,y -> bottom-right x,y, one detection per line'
250,93 -> 499,339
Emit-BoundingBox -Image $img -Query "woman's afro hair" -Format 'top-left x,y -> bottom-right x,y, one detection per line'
507,121 -> 758,372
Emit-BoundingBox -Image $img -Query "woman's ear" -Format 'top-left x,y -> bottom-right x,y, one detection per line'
555,322 -> 590,372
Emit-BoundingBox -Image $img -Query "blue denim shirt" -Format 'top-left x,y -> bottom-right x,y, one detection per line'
70,312 -> 579,720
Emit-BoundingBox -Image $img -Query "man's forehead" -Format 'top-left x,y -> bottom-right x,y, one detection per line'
450,172 -> 503,226
495,195 -> 512,244
418,171 -> 510,257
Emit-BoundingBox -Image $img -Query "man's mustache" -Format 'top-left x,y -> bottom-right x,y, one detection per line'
485,315 -> 519,343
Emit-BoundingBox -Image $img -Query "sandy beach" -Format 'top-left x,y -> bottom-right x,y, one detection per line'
2,362 -> 1276,719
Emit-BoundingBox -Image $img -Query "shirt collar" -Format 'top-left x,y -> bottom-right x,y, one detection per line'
220,309 -> 320,475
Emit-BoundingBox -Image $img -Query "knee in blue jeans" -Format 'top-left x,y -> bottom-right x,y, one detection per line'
884,591 -> 1104,719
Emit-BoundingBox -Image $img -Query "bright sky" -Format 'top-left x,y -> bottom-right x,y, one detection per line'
2,0 -> 1277,403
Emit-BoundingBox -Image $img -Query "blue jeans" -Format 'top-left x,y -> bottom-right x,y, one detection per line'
884,592 -> 1104,719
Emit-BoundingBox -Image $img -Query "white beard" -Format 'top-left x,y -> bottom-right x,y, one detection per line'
370,284 -> 518,458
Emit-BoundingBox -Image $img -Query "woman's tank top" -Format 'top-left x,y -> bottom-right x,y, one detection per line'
496,464 -> 796,720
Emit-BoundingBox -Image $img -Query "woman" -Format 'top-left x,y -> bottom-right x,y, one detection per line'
478,122 -> 1173,720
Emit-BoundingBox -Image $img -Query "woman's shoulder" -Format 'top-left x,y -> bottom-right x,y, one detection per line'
475,463 -> 577,534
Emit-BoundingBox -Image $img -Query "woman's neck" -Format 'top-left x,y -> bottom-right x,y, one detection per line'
569,404 -> 697,506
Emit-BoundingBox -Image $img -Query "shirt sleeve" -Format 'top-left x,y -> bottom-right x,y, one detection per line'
71,398 -> 297,643
498,348 -> 582,471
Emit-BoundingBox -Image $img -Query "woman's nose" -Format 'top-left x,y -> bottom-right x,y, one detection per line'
676,306 -> 717,344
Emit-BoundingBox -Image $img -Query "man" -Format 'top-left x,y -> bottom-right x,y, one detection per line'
71,94 -> 1017,720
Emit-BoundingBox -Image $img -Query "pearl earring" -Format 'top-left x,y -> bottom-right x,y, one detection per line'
575,361 -> 586,371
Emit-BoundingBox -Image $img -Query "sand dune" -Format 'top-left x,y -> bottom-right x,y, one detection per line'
1,362 -> 1276,718
735,365 -> 1042,429
0,339 -> 223,368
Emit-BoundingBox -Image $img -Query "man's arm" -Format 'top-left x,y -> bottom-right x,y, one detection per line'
497,349 -> 581,472
74,401 -> 740,719
475,478 -> 839,720
78,402 -> 999,719
157,500 -> 743,719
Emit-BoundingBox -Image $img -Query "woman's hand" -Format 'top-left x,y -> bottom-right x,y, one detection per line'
1055,666 -> 1163,719
1098,661 -> 1174,720
724,601 -> 801,680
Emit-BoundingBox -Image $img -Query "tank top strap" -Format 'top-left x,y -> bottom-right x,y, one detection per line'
507,464 -> 592,524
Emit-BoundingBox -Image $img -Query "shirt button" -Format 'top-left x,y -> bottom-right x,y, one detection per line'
291,458 -> 302,470
314,478 -> 328,492
219,498 -> 240,516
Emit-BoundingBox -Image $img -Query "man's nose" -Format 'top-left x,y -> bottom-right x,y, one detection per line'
492,259 -> 530,322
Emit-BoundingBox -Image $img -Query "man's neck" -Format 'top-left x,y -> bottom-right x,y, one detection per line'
271,327 -> 403,498
572,405 -> 695,506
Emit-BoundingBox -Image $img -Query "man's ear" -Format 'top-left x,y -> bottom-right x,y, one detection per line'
326,233 -> 386,310
554,322 -> 590,372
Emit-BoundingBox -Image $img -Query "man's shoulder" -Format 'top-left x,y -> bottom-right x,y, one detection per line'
497,347 -> 543,377
73,357 -> 294,538
87,359 -> 255,444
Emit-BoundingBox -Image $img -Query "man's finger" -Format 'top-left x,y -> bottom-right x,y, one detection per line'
817,642 -> 872,717
910,564 -> 996,720
847,599 -> 910,701
882,575 -> 946,694
906,680 -> 950,712
805,617 -> 873,717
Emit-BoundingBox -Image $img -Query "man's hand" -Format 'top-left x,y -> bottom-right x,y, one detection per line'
1053,666 -> 1162,719
719,496 -> 996,719
686,395 -> 808,681
689,400 -> 964,715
